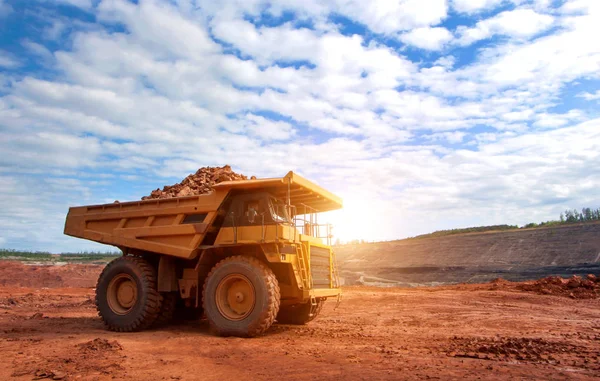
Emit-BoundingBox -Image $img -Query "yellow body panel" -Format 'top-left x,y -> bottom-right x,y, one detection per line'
64,191 -> 227,259
214,225 -> 300,245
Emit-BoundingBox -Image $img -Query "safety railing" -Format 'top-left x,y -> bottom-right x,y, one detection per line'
269,202 -> 334,245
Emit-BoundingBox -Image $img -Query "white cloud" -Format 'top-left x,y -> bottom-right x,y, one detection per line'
577,90 -> 600,101
451,0 -> 504,14
0,131 -> 103,170
0,50 -> 19,69
426,131 -> 467,143
332,0 -> 449,34
559,0 -> 600,15
211,20 -> 321,64
36,0 -> 94,10
0,0 -> 12,17
474,9 -> 600,87
98,0 -> 220,59
533,110 -> 585,128
434,56 -> 456,68
228,114 -> 296,141
22,40 -> 54,64
205,0 -> 448,36
456,8 -> 554,46
400,27 -> 453,50
533,0 -> 552,11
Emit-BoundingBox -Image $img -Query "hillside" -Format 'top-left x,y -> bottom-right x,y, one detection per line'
335,222 -> 600,286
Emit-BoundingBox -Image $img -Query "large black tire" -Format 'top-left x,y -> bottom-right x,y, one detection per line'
276,299 -> 324,325
202,256 -> 280,337
153,292 -> 178,327
95,256 -> 161,332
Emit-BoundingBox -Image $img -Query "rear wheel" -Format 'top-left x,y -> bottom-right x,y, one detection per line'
153,292 -> 178,327
277,299 -> 324,325
95,256 -> 161,332
203,256 -> 280,337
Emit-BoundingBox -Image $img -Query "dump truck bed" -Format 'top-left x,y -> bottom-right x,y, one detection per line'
64,191 -> 227,259
64,171 -> 342,259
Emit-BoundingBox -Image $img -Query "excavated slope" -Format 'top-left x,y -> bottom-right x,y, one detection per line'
335,223 -> 600,286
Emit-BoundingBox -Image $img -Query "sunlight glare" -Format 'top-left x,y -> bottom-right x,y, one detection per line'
323,195 -> 383,244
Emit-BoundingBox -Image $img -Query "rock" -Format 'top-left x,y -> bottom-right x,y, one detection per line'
548,276 -> 565,285
30,312 -> 44,320
52,371 -> 66,380
33,370 -> 53,380
567,276 -> 582,289
581,280 -> 595,288
142,165 -> 251,200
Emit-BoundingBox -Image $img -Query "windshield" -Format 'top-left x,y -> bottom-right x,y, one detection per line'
269,196 -> 292,223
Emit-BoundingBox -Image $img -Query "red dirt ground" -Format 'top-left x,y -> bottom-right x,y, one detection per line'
1,261 -> 599,380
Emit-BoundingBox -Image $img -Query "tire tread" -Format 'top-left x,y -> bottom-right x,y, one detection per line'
202,255 -> 280,337
95,256 -> 161,332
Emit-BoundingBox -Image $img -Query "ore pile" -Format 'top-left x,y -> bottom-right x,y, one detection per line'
518,274 -> 599,299
142,165 -> 254,200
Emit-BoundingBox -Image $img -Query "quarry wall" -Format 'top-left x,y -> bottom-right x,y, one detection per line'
335,223 -> 600,286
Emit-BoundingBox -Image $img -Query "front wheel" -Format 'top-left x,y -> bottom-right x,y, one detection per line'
202,256 -> 280,337
277,299 -> 324,325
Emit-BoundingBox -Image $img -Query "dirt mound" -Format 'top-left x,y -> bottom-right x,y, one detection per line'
0,261 -> 102,288
77,338 -> 122,353
142,165 -> 253,200
446,336 -> 587,365
517,274 -> 600,299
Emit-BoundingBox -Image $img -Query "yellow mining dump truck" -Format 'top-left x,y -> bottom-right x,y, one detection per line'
64,171 -> 342,337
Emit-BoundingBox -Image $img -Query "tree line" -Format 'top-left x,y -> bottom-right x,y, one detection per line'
561,207 -> 600,223
0,249 -> 120,262
336,206 -> 600,245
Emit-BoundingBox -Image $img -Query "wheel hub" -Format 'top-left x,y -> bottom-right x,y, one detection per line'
107,274 -> 138,315
117,281 -> 136,307
216,274 -> 255,321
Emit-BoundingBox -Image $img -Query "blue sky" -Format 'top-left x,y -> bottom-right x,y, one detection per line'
0,0 -> 599,252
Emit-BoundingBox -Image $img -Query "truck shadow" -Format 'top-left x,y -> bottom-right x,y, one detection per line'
11,315 -> 301,338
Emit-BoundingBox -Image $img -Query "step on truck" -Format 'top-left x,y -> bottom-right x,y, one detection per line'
64,171 -> 342,337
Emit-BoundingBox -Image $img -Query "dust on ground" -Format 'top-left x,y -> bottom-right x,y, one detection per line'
1,262 -> 599,380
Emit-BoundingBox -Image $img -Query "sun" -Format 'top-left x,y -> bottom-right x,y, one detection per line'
321,195 -> 383,244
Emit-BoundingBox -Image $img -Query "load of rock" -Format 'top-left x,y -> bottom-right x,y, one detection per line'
142,165 -> 254,200
518,274 -> 599,299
